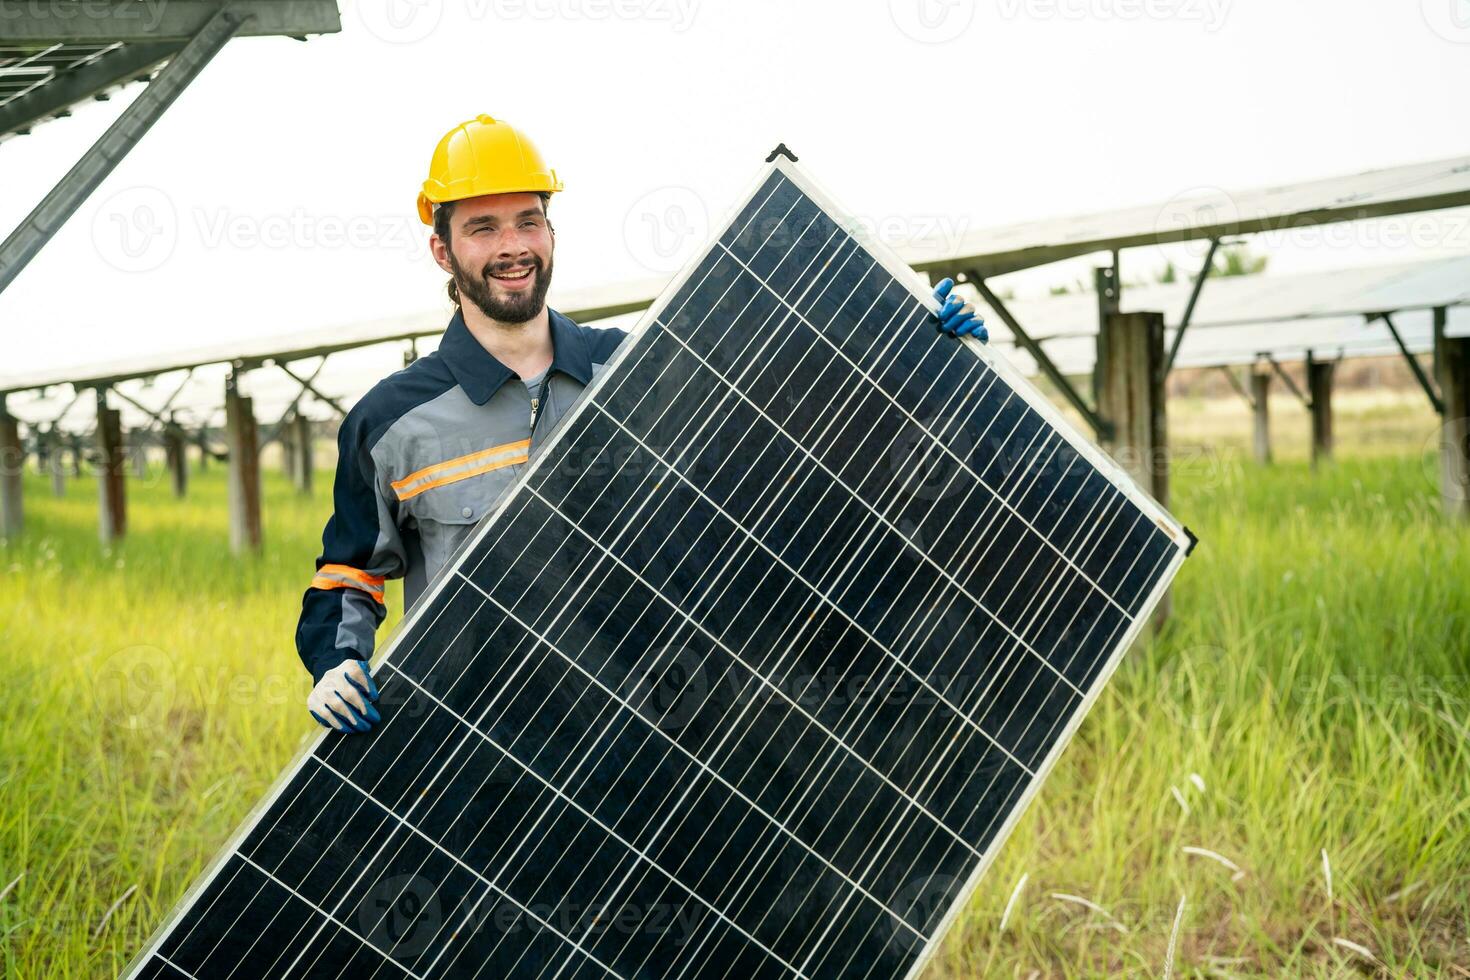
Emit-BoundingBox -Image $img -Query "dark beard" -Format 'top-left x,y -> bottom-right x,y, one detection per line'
451,251 -> 553,324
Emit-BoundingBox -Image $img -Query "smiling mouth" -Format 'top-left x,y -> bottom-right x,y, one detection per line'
489,267 -> 534,283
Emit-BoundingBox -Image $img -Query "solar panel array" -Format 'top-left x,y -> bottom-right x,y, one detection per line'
124,160 -> 1190,980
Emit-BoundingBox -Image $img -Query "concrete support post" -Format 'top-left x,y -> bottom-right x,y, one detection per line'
0,396 -> 23,540
280,414 -> 297,484
96,391 -> 127,545
34,423 -> 49,478
1435,309 -> 1470,518
1306,352 -> 1335,469
131,429 -> 148,478
1097,311 -> 1168,506
291,411 -> 314,493
47,426 -> 66,497
1250,369 -> 1272,464
164,415 -> 188,499
291,412 -> 313,495
224,375 -> 262,553
1097,310 -> 1169,625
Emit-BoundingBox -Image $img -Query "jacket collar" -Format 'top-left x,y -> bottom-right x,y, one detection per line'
439,306 -> 592,405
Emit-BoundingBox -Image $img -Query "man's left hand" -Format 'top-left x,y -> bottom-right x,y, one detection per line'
931,278 -> 988,342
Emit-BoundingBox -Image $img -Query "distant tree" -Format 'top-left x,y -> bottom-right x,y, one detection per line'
1158,261 -> 1177,284
1044,276 -> 1098,297
1213,245 -> 1268,277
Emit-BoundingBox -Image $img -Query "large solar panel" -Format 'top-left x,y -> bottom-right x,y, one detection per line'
122,157 -> 1193,980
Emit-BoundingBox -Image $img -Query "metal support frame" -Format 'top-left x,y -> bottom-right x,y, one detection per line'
18,390 -> 85,500
1163,238 -> 1220,377
1214,364 -> 1255,409
274,360 -> 347,419
0,6 -> 247,295
1264,355 -> 1310,407
0,0 -> 338,42
107,371 -> 194,432
39,387 -> 87,432
1375,312 -> 1444,415
0,42 -> 179,137
260,358 -> 328,449
969,272 -> 1112,440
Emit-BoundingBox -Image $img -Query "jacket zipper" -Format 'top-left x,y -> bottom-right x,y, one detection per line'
528,373 -> 551,438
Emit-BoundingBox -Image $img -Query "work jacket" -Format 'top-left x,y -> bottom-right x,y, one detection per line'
295,307 -> 628,683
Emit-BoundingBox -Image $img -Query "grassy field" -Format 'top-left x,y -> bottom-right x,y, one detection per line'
0,396 -> 1465,977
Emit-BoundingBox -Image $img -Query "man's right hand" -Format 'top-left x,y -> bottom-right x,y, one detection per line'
308,659 -> 381,733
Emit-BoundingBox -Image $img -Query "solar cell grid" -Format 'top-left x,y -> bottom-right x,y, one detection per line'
124,159 -> 1190,980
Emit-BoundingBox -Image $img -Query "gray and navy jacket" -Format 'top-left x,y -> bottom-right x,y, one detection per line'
296,307 -> 628,684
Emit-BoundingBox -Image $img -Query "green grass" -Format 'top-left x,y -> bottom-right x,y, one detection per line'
1,432 -> 1466,976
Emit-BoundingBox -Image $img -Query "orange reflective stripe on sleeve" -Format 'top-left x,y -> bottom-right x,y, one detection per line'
310,563 -> 386,604
389,439 -> 531,501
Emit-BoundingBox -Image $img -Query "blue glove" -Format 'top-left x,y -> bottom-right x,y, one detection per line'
931,278 -> 988,342
308,658 -> 381,733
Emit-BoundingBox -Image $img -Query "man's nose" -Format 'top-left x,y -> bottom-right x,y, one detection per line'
495,229 -> 533,260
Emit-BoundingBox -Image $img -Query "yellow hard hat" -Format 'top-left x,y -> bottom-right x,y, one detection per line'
417,114 -> 563,225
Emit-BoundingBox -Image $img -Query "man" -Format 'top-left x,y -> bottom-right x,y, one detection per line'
298,114 -> 988,733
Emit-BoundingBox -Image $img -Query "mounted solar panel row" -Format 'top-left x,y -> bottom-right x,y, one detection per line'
124,158 -> 1191,980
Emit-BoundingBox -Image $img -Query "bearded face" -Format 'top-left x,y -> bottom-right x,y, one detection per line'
434,192 -> 555,325
449,247 -> 554,324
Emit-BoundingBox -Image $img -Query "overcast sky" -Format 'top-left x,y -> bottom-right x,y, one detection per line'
3,0 -> 1469,377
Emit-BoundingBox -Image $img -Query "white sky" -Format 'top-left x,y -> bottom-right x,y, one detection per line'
3,0 -> 1470,377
